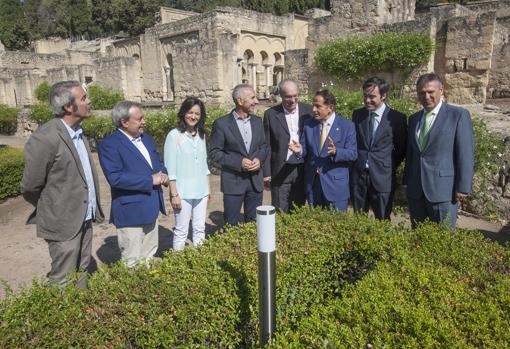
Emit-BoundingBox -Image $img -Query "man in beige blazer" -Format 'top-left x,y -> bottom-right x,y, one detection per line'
22,80 -> 104,288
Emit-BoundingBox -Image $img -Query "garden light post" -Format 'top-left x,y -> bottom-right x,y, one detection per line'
256,205 -> 276,346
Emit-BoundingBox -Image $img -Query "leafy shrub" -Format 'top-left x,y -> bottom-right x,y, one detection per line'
28,103 -> 53,125
1,209 -> 509,347
0,145 -> 24,201
316,32 -> 433,80
0,104 -> 20,134
81,114 -> 116,145
88,85 -> 124,110
34,81 -> 50,103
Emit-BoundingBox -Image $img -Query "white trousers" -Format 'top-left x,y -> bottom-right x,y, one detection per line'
117,219 -> 159,268
173,197 -> 208,250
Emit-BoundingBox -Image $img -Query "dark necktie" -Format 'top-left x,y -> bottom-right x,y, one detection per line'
368,112 -> 376,146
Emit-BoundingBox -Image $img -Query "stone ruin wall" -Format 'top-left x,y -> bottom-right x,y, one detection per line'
488,16 -> 510,98
95,57 -> 142,102
443,12 -> 497,104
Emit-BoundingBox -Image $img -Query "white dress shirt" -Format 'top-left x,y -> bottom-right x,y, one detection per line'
119,129 -> 153,168
284,105 -> 300,161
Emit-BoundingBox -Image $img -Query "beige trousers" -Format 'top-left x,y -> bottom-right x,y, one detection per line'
117,219 -> 159,268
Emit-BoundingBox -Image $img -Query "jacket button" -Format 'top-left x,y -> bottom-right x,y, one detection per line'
83,200 -> 87,203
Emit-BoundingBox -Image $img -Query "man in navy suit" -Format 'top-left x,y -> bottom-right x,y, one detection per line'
99,101 -> 168,267
263,79 -> 313,212
404,73 -> 474,229
351,77 -> 407,220
209,84 -> 269,225
289,89 -> 357,211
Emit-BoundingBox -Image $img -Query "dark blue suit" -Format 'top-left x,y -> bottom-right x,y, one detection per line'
300,113 -> 357,211
351,105 -> 407,219
98,130 -> 167,228
403,103 -> 474,228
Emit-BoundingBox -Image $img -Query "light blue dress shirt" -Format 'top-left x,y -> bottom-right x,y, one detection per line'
164,128 -> 210,199
61,120 -> 96,221
233,110 -> 252,153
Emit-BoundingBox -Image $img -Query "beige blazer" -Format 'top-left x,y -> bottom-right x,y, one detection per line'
21,118 -> 104,241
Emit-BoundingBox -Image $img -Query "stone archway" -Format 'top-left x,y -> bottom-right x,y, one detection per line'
164,54 -> 175,102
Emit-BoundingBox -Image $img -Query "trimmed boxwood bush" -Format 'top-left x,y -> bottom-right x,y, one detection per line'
0,145 -> 24,201
0,104 -> 20,135
28,103 -> 53,125
34,81 -> 50,103
1,209 -> 509,347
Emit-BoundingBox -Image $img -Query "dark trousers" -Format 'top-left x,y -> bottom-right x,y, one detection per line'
271,164 -> 305,213
352,169 -> 393,220
408,194 -> 458,230
46,219 -> 92,288
310,176 -> 348,212
223,182 -> 263,226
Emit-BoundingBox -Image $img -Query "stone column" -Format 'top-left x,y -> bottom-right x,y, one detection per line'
250,63 -> 258,94
237,59 -> 243,85
264,64 -> 272,98
164,66 -> 174,101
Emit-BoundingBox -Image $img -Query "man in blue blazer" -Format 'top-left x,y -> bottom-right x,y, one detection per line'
289,89 -> 357,211
209,84 -> 269,226
403,73 -> 474,229
99,101 -> 168,267
351,77 -> 407,220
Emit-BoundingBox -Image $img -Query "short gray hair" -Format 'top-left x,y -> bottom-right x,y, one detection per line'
232,84 -> 253,104
416,73 -> 443,91
278,79 -> 299,97
50,80 -> 81,117
111,100 -> 142,127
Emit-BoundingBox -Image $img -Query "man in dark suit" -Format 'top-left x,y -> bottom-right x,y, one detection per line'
99,101 -> 168,267
263,79 -> 313,212
351,77 -> 407,220
289,89 -> 357,211
22,80 -> 104,288
209,84 -> 269,225
403,73 -> 474,229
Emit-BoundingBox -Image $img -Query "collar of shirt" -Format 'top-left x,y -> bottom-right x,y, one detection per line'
283,105 -> 299,116
233,110 -> 251,122
425,99 -> 443,117
372,103 -> 386,119
61,119 -> 83,140
119,128 -> 142,142
322,112 -> 336,127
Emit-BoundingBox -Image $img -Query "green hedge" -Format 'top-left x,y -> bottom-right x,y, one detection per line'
1,209 -> 509,347
34,81 -> 50,103
0,145 -> 24,201
316,32 -> 433,80
88,85 -> 124,110
0,104 -> 20,135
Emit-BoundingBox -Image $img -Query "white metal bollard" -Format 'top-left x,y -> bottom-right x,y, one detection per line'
256,205 -> 276,345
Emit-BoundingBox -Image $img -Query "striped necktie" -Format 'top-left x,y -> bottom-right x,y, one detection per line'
419,111 -> 433,149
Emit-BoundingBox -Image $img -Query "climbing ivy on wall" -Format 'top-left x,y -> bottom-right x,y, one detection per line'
315,32 -> 433,81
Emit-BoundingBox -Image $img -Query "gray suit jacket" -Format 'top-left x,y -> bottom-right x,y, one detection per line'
403,103 -> 474,203
22,118 -> 104,241
209,112 -> 269,195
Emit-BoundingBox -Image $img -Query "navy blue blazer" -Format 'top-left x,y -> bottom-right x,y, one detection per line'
300,113 -> 357,203
351,105 -> 407,193
403,103 -> 474,203
98,130 -> 167,228
209,112 -> 269,195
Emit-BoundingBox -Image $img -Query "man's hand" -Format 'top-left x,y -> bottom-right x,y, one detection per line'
152,171 -> 163,186
264,176 -> 271,189
455,191 -> 468,203
171,195 -> 182,210
327,136 -> 336,156
241,158 -> 252,171
160,173 -> 170,187
247,158 -> 261,171
288,140 -> 301,154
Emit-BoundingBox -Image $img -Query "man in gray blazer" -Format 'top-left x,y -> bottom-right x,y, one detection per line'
263,79 -> 313,212
209,84 -> 269,226
22,81 -> 104,288
404,73 -> 474,229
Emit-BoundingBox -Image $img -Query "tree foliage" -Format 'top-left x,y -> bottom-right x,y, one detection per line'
0,0 -> 328,49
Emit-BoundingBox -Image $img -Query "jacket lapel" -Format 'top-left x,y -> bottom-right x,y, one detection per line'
372,107 -> 390,146
56,120 -> 86,182
117,130 -> 153,169
275,106 -> 290,136
422,103 -> 446,152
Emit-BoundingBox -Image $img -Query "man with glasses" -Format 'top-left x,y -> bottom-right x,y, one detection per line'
263,80 -> 313,212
